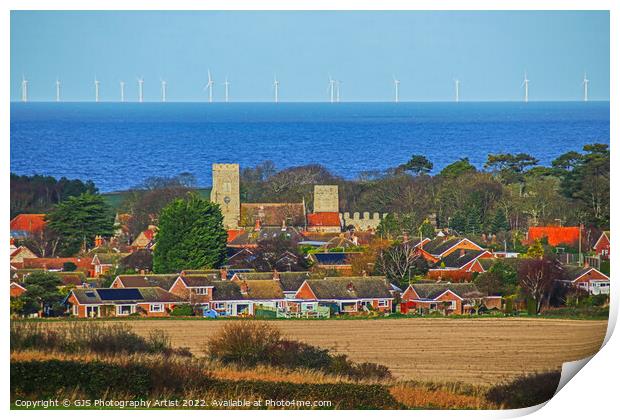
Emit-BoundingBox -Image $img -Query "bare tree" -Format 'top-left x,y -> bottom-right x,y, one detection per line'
376,241 -> 427,285
517,256 -> 563,314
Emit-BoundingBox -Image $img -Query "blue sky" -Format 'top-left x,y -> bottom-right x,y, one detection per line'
11,11 -> 610,102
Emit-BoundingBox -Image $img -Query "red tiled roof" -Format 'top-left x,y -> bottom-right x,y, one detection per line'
307,212 -> 341,227
10,214 -> 46,233
21,257 -> 93,271
528,226 -> 581,247
142,228 -> 156,241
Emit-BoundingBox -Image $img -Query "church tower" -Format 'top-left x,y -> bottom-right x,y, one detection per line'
211,163 -> 240,229
313,185 -> 339,213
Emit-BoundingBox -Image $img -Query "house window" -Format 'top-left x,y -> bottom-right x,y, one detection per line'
213,302 -> 226,310
150,304 -> 164,312
301,302 -> 316,311
194,287 -> 209,295
377,300 -> 389,307
117,305 -> 134,315
446,301 -> 456,310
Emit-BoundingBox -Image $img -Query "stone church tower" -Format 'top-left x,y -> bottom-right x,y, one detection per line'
313,185 -> 339,213
211,163 -> 240,229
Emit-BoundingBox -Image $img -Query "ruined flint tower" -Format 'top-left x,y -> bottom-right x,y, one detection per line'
211,163 -> 240,229
313,185 -> 339,213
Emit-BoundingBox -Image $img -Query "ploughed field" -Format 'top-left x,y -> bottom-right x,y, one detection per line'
57,318 -> 607,385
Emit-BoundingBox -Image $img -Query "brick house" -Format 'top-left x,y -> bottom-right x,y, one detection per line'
401,283 -> 499,315
168,274 -> 221,304
20,257 -> 95,277
65,287 -> 184,318
10,282 -> 27,298
427,249 -> 495,282
593,231 -> 610,259
10,214 -> 46,238
294,276 -> 394,314
10,245 -> 38,265
91,253 -> 130,277
417,237 -> 484,264
231,271 -> 310,299
110,274 -> 180,290
131,225 -> 157,250
559,265 -> 610,295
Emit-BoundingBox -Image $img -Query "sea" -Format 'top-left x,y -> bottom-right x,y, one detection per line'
10,101 -> 610,193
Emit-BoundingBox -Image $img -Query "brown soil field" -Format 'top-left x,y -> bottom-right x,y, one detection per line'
45,318 -> 607,385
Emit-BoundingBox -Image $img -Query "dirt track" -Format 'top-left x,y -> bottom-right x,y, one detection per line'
48,318 -> 609,385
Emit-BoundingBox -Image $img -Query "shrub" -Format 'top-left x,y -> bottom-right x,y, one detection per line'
171,304 -> 195,316
486,371 -> 561,409
10,321 -> 189,357
207,322 -> 391,381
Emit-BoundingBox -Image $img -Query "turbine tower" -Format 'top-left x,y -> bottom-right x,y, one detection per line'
393,77 -> 400,103
582,72 -> 589,102
336,80 -> 342,103
223,76 -> 230,103
204,70 -> 214,103
161,79 -> 167,102
454,79 -> 460,103
94,77 -> 100,102
273,76 -> 280,103
521,72 -> 530,103
328,76 -> 336,103
137,77 -> 144,103
120,81 -> 125,102
21,76 -> 28,102
55,79 -> 61,102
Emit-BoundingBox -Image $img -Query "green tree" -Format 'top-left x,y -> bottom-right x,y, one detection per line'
484,153 -> 539,184
474,260 -> 518,296
439,158 -> 477,179
490,208 -> 510,234
399,155 -> 433,175
418,219 -> 435,239
46,193 -> 114,256
153,194 -> 228,273
17,272 -> 64,316
376,213 -> 400,239
526,239 -> 545,259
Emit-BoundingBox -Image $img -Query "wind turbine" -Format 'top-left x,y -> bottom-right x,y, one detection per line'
120,81 -> 125,102
336,80 -> 342,103
454,79 -> 460,103
137,77 -> 144,103
582,72 -> 589,102
94,77 -> 100,102
521,72 -> 530,103
203,70 -> 214,103
328,75 -> 336,103
21,76 -> 28,102
273,76 -> 280,103
393,76 -> 400,103
223,76 -> 230,103
55,79 -> 61,102
161,79 -> 167,102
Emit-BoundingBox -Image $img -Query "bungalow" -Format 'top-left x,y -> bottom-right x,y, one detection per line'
593,231 -> 610,259
110,274 -> 179,290
427,249 -> 495,282
11,269 -> 90,288
401,283 -> 501,315
294,276 -> 394,314
559,265 -> 610,295
417,237 -> 484,264
10,214 -> 46,238
309,252 -> 360,275
66,287 -> 184,318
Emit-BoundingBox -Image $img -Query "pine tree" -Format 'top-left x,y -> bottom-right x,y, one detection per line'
153,194 -> 228,273
490,209 -> 510,234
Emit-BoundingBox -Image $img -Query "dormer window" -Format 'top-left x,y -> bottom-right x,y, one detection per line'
194,287 -> 209,295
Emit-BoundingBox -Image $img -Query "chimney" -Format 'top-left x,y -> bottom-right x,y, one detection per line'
95,235 -> 103,247
254,218 -> 261,232
361,270 -> 367,277
347,281 -> 355,292
220,268 -> 228,280
272,269 -> 280,280
239,280 -> 249,295
459,249 -> 466,257
583,260 -> 590,269
10,237 -> 15,246
281,219 -> 287,231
